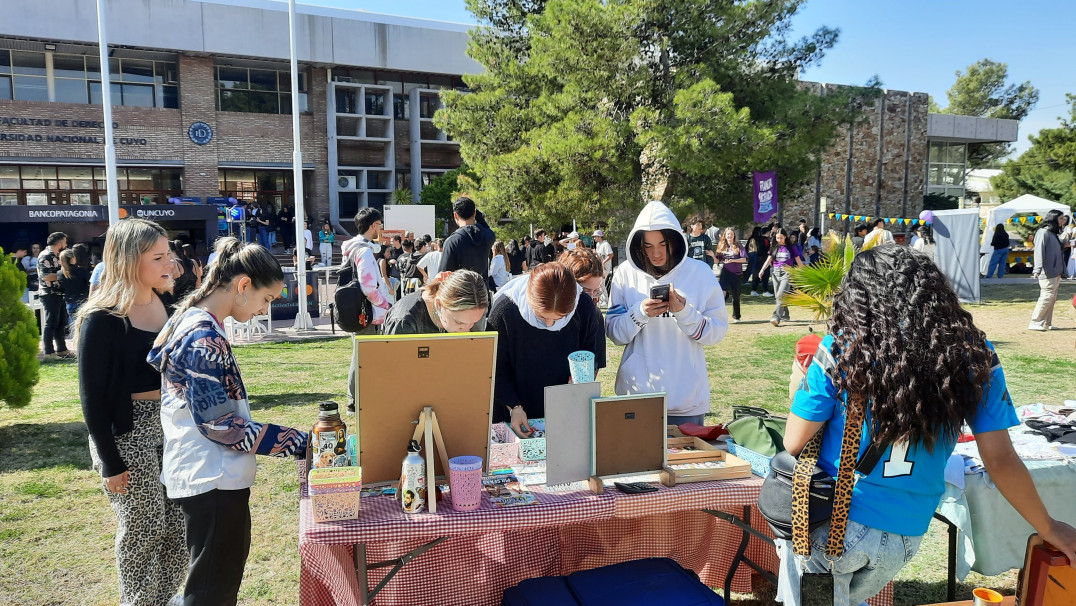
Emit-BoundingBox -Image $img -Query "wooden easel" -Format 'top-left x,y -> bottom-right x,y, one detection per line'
410,406 -> 451,513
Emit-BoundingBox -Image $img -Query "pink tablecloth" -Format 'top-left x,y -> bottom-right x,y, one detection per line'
298,475 -> 893,606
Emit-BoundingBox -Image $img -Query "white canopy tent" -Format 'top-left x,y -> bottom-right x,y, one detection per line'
980,194 -> 1072,254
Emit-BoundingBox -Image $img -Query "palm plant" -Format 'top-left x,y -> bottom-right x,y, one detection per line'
783,233 -> 861,324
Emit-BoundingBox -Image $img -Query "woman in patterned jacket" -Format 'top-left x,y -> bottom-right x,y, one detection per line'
149,237 -> 307,605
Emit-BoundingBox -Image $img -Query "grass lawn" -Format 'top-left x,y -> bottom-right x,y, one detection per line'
2,281 -> 1074,605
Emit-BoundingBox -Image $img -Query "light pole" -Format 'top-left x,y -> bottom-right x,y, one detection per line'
289,0 -> 312,330
820,196 -> 827,235
95,0 -> 120,224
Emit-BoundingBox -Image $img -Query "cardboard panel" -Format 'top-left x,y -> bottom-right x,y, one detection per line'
544,382 -> 602,485
591,394 -> 667,477
354,332 -> 497,484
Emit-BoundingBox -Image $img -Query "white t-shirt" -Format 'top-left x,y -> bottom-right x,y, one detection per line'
596,240 -> 614,274
417,250 -> 442,279
303,229 -> 313,251
863,228 -> 894,248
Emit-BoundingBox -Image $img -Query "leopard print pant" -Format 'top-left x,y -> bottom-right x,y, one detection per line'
89,399 -> 187,606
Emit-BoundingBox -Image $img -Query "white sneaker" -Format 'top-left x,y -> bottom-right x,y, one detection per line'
763,292 -> 774,298
731,318 -> 740,323
1028,324 -> 1047,332
770,318 -> 780,327
749,291 -> 759,297
1048,325 -> 1059,330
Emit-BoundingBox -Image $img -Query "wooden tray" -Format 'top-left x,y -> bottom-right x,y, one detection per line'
659,451 -> 752,486
666,436 -> 723,463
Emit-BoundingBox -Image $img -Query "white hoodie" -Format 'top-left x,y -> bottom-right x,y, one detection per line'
341,234 -> 393,325
606,201 -> 729,417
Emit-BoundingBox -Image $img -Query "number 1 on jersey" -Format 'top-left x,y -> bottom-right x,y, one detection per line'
883,442 -> 914,477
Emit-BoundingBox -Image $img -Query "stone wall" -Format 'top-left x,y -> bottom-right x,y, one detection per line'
783,87 -> 929,232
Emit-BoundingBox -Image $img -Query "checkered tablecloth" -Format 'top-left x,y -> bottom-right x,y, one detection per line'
298,469 -> 893,606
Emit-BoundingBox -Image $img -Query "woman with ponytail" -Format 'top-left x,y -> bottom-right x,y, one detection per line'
382,269 -> 488,335
75,218 -> 187,606
148,237 -> 308,605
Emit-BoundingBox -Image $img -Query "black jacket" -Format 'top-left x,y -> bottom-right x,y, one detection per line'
991,229 -> 1010,250
438,210 -> 496,279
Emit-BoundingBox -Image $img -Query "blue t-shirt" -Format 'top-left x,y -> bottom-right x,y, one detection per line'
90,262 -> 105,286
791,334 -> 1018,536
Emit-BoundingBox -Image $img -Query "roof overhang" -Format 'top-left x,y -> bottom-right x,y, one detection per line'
927,114 -> 1018,144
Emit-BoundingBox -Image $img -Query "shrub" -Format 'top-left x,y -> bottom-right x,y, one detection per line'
0,247 -> 40,407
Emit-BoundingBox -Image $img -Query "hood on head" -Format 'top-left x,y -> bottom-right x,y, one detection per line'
626,200 -> 688,274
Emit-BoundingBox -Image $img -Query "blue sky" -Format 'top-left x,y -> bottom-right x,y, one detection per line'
303,0 -> 1074,157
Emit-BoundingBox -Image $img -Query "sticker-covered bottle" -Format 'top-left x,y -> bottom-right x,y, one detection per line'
310,401 -> 348,469
400,440 -> 426,514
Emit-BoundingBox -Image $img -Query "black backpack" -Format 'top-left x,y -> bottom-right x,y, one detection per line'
397,252 -> 419,282
333,257 -> 374,333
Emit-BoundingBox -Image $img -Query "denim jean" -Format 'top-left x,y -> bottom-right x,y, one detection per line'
987,247 -> 1009,278
667,414 -> 706,426
40,293 -> 69,354
257,227 -> 270,249
775,519 -> 923,606
772,266 -> 792,322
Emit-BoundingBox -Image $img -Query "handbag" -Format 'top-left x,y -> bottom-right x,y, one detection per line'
727,406 -> 787,456
756,395 -> 885,558
333,259 -> 374,333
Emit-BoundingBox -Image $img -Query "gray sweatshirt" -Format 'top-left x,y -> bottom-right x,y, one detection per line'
1033,227 -> 1064,279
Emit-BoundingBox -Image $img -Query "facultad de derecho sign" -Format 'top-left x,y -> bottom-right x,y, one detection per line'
0,115 -> 148,146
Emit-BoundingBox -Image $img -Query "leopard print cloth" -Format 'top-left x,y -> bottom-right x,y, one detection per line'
89,399 -> 187,606
790,396 -> 867,558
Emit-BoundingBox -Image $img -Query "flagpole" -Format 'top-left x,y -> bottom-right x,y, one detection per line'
288,0 -> 312,330
96,0 -> 120,224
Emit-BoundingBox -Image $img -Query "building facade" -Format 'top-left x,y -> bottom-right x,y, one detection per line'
0,0 -> 1019,253
783,85 -> 1018,230
0,0 -> 475,250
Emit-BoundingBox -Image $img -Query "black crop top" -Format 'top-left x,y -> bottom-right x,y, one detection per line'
78,292 -> 175,477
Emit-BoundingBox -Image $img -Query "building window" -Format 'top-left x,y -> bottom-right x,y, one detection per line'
217,169 -> 296,213
0,50 -> 178,107
927,141 -> 967,200
0,165 -> 181,205
216,65 -> 308,114
393,94 -> 410,119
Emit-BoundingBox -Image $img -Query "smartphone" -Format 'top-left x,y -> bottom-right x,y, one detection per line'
649,284 -> 670,302
800,573 -> 834,606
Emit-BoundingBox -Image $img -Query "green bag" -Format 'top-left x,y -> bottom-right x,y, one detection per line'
726,407 -> 787,456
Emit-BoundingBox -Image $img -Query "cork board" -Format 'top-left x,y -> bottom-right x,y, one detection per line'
591,394 -> 667,477
354,332 -> 498,484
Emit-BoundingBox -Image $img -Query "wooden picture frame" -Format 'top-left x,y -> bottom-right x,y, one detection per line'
591,394 -> 667,477
353,332 -> 498,484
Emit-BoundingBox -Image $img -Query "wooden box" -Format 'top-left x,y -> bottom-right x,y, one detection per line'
659,451 -> 752,486
666,436 -> 724,463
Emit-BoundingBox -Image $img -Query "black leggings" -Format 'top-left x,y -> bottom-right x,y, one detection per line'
176,488 -> 251,606
719,271 -> 742,320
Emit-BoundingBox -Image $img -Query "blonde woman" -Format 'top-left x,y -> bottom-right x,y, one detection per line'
489,240 -> 512,290
715,228 -> 747,322
383,269 -> 489,334
76,218 -> 187,606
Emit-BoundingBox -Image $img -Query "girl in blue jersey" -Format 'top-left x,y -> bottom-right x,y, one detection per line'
778,244 -> 1076,606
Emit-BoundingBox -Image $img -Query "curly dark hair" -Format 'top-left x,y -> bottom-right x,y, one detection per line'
829,244 -> 992,452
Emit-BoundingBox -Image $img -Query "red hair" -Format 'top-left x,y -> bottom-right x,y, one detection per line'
557,248 -> 603,282
527,262 -> 577,316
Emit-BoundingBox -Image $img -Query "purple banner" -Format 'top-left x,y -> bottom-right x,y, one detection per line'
753,170 -> 778,223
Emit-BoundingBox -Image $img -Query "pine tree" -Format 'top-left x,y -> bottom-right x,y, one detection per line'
437,0 -> 876,233
0,248 -> 40,407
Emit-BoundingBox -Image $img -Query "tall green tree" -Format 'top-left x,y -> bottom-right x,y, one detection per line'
437,0 -> 874,234
0,248 -> 40,407
992,93 -> 1076,206
938,59 -> 1039,168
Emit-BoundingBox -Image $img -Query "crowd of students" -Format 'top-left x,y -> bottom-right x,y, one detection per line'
57,195 -> 1076,606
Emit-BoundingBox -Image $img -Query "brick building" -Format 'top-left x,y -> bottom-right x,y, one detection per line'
0,0 -> 475,251
0,0 -> 1018,252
